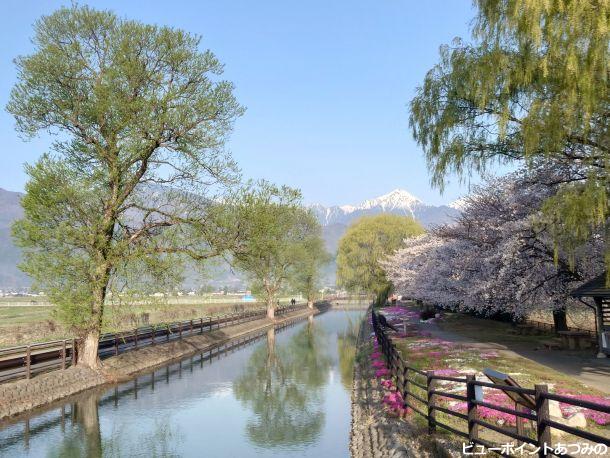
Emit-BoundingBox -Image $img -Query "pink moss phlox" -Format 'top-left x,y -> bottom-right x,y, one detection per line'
380,378 -> 395,389
428,351 -> 446,358
371,351 -> 382,359
434,368 -> 461,377
480,352 -> 499,359
372,360 -> 386,369
557,391 -> 610,425
375,368 -> 390,378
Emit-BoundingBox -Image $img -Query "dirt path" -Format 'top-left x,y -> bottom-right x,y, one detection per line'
421,320 -> 610,394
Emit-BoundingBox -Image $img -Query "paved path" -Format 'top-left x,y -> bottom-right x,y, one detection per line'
420,321 -> 610,394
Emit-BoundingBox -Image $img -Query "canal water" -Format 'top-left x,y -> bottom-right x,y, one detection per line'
0,309 -> 363,457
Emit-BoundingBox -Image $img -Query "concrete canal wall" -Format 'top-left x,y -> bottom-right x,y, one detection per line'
0,306 -> 320,422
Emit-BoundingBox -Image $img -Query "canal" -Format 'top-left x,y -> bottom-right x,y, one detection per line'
0,309 -> 363,457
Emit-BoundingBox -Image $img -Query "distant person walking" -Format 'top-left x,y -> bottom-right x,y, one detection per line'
291,298 -> 296,306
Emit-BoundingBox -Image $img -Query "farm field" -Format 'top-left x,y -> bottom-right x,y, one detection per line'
0,295 -> 301,348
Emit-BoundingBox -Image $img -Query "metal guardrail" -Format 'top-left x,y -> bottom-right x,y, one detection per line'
0,303 -> 307,384
372,311 -> 610,458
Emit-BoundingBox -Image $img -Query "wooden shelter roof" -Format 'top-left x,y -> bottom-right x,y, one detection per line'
571,273 -> 610,298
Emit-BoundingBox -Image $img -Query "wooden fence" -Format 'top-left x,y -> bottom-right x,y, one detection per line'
372,311 -> 610,457
0,303 -> 307,383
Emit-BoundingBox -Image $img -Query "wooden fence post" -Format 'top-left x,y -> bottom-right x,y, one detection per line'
535,384 -> 551,458
426,370 -> 437,434
114,336 -> 119,356
61,340 -> 66,370
72,339 -> 77,365
134,329 -> 138,349
179,322 -> 182,339
466,374 -> 478,444
200,317 -> 203,334
190,320 -> 193,335
151,327 -> 155,346
25,345 -> 31,379
403,365 -> 410,402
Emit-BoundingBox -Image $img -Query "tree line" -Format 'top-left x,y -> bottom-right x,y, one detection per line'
7,5 -> 327,368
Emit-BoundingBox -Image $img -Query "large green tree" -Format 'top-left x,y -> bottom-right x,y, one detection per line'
231,182 -> 326,318
7,5 -> 243,367
336,214 -> 424,297
410,0 -> 609,269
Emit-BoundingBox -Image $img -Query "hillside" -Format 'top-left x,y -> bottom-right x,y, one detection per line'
0,188 -> 460,289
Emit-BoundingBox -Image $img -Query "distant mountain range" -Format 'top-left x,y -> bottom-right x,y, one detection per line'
0,187 -> 460,289
310,189 -> 461,254
0,188 -> 29,290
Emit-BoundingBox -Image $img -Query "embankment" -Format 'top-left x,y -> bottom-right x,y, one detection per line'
0,305 -> 320,422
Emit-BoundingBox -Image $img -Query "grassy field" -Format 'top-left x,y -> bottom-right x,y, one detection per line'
0,295 -> 301,348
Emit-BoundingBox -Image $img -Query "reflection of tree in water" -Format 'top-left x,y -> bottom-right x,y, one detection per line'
337,315 -> 360,391
47,392 -> 181,458
233,322 -> 332,448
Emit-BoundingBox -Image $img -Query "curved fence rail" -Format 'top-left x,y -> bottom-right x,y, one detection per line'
372,311 -> 610,458
0,303 -> 307,384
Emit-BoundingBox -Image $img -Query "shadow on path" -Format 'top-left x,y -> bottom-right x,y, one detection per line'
420,318 -> 610,394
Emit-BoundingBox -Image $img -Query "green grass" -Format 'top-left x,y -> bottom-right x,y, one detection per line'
0,306 -> 54,326
0,297 -> 274,348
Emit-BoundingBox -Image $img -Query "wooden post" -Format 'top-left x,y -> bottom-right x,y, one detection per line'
72,339 -> 77,365
151,327 -> 155,346
200,317 -> 203,334
516,402 -> 525,437
61,340 -> 67,370
190,319 -> 193,334
25,345 -> 31,379
466,374 -> 478,444
403,366 -> 410,402
426,370 -> 437,434
134,329 -> 138,349
114,336 -> 119,356
535,384 -> 551,458
179,322 -> 182,339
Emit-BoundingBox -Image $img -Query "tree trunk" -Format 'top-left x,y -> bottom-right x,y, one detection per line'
307,300 -> 314,309
552,307 -> 568,332
266,297 -> 275,320
79,329 -> 101,369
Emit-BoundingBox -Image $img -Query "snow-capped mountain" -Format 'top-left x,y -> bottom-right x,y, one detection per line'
310,189 -> 459,231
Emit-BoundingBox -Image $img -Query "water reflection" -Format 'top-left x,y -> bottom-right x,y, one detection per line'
337,315 -> 359,390
0,310 -> 365,457
233,321 -> 332,448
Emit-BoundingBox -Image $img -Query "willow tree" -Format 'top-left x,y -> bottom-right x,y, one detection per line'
231,182 -> 325,319
7,5 -> 243,367
336,214 -> 424,300
410,0 -> 609,271
291,225 -> 330,308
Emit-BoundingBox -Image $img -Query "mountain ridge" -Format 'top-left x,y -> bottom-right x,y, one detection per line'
0,187 -> 460,289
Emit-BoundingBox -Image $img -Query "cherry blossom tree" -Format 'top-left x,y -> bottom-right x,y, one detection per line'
383,165 -> 604,325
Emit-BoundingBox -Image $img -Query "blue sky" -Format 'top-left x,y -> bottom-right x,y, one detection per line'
0,0 -> 482,206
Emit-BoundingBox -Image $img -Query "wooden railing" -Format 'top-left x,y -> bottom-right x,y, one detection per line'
372,311 -> 610,457
522,319 -> 597,339
0,303 -> 307,384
